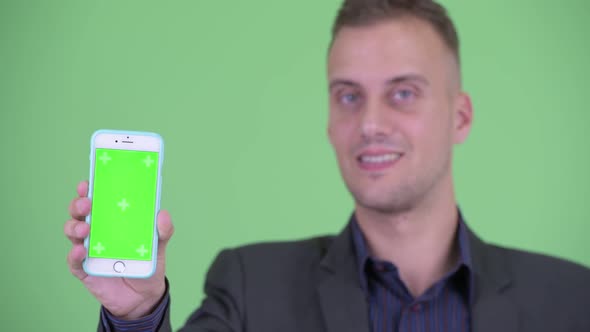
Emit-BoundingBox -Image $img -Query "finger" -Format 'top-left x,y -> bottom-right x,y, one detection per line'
67,244 -> 89,280
64,219 -> 90,244
77,180 -> 89,197
68,197 -> 91,221
156,210 -> 174,249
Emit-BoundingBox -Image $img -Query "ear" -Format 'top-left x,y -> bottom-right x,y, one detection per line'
453,92 -> 473,144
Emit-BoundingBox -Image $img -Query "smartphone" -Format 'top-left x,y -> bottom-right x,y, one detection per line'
83,129 -> 164,278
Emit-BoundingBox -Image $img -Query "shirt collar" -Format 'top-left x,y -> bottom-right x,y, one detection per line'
350,208 -> 474,305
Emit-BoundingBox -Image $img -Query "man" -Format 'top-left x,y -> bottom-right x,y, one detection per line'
65,0 -> 590,331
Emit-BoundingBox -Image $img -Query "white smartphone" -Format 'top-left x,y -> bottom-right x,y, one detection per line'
83,129 -> 164,278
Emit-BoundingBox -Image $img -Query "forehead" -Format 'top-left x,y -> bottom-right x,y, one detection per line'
327,18 -> 455,84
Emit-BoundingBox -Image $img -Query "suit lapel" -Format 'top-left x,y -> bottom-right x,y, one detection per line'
467,226 -> 520,332
472,291 -> 520,332
316,224 -> 370,332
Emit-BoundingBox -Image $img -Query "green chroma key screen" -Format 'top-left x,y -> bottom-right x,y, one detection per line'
88,148 -> 159,261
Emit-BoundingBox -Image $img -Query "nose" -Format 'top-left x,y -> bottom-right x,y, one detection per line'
360,101 -> 391,140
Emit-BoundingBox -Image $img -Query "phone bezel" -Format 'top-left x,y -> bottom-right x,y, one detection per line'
83,130 -> 163,278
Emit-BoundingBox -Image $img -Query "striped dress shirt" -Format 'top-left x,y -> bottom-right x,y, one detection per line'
350,213 -> 474,332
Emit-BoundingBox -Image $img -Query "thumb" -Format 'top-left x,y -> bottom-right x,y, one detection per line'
156,210 -> 174,252
152,210 -> 173,279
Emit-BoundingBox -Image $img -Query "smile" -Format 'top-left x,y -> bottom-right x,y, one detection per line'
357,152 -> 403,172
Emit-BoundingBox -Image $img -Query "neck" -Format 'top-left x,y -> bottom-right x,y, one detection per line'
354,176 -> 460,297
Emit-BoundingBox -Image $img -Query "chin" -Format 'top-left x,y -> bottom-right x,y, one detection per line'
349,185 -> 415,214
356,198 -> 414,215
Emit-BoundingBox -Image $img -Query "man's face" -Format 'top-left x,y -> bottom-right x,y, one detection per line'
327,18 -> 472,214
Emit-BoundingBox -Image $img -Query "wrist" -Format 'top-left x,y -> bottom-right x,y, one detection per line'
118,280 -> 167,320
102,282 -> 170,331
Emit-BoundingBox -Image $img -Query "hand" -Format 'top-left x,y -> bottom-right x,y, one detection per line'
65,181 -> 174,320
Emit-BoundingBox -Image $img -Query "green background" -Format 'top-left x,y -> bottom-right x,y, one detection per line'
89,149 -> 158,261
1,1 -> 588,331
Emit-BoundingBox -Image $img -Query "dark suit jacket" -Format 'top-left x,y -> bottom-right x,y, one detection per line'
99,223 -> 590,332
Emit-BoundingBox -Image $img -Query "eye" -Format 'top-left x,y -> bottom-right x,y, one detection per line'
333,89 -> 363,108
388,86 -> 420,107
340,93 -> 360,105
392,88 -> 415,101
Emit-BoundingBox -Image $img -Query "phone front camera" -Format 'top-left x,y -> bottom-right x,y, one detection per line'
115,140 -> 118,143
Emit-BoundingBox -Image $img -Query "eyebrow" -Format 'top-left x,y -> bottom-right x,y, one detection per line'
387,74 -> 430,86
328,79 -> 358,91
329,74 -> 430,90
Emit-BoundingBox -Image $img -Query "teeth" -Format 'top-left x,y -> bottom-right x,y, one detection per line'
361,153 -> 400,163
